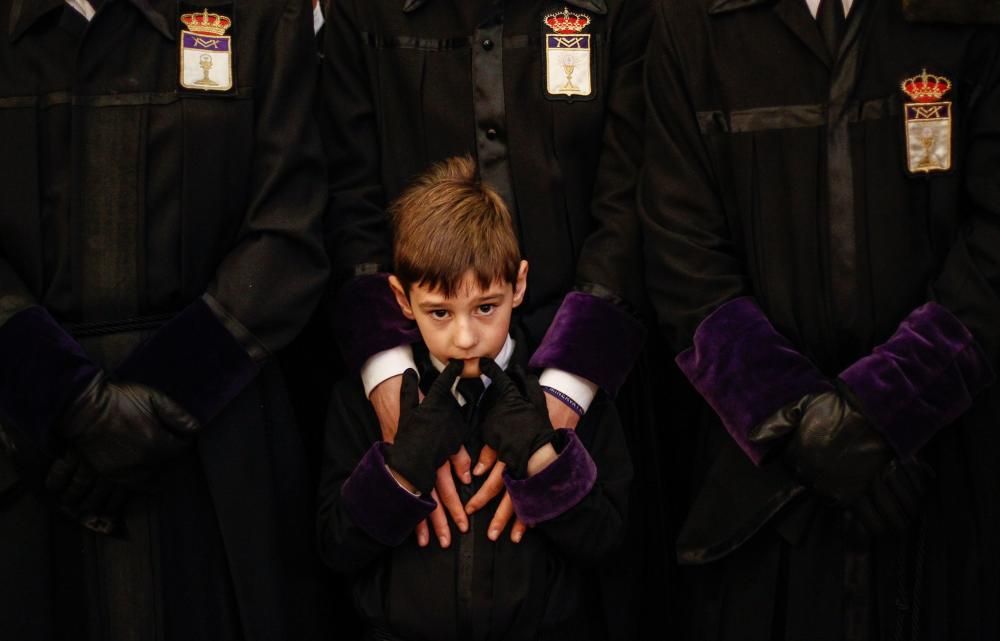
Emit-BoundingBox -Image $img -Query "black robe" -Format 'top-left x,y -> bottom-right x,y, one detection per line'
317,345 -> 633,641
640,0 -> 1000,639
0,1 -> 328,639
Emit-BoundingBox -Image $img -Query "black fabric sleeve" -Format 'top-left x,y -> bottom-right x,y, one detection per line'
930,31 -> 1000,362
573,0 -> 650,310
637,2 -> 750,352
319,0 -> 391,284
204,0 -> 330,354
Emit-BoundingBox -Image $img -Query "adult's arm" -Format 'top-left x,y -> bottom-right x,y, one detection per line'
637,2 -> 833,465
530,0 -> 652,403
115,0 -> 329,425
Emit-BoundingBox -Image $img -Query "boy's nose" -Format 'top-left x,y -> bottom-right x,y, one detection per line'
452,319 -> 478,351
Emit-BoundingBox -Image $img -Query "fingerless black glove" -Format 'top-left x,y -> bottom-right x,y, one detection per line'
478,359 -> 556,479
384,360 -> 465,495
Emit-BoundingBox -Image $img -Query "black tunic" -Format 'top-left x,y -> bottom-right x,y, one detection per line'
317,348 -> 633,641
640,0 -> 1000,638
0,1 -> 328,639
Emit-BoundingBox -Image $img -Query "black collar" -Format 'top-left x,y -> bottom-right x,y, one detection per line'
402,0 -> 608,15
9,0 -> 174,42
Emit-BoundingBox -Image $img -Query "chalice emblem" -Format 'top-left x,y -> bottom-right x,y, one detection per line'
918,127 -> 938,169
195,54 -> 218,87
561,56 -> 579,92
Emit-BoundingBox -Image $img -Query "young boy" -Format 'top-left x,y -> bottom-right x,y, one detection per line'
317,157 -> 632,640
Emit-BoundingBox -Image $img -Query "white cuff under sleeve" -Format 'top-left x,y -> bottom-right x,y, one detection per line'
538,368 -> 598,413
361,344 -> 417,398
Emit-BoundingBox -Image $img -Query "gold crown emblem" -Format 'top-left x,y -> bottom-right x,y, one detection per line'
901,69 -> 951,103
544,8 -> 590,34
181,9 -> 232,37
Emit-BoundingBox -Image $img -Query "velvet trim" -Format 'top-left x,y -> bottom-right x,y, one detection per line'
839,302 -> 995,456
116,298 -> 259,425
334,273 -> 421,372
676,297 -> 834,465
340,442 -> 437,546
503,429 -> 597,527
528,291 -> 645,395
0,306 -> 100,447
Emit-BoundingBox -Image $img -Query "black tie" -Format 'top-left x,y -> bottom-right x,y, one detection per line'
816,0 -> 846,57
456,378 -> 485,418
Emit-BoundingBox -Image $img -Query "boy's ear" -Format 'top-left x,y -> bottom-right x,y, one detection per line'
388,275 -> 415,320
512,260 -> 529,308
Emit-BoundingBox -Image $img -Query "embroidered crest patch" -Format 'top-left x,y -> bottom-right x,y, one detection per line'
179,8 -> 233,92
543,8 -> 593,100
901,69 -> 952,174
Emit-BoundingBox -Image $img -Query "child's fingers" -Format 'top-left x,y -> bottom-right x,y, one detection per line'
436,463 -> 468,532
415,519 -> 430,547
450,446 -> 473,485
427,360 -> 464,401
487,494 -> 515,541
465,461 -> 505,514
428,489 -> 451,548
472,445 -> 498,477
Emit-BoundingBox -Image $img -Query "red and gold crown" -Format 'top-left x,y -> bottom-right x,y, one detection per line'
901,69 -> 951,103
544,8 -> 590,34
181,9 -> 232,36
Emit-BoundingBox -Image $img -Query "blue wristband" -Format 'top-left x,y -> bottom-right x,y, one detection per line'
540,385 -> 585,416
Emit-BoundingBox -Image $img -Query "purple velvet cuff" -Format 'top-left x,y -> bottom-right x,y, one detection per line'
676,297 -> 834,465
341,442 -> 437,546
0,306 -> 100,446
839,302 -> 995,456
116,298 -> 259,425
334,273 -> 421,372
503,429 -> 597,527
528,292 -> 645,395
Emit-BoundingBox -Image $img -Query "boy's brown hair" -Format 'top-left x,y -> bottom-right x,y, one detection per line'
390,156 -> 520,296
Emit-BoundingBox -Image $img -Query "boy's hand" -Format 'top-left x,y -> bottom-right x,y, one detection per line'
478,359 -> 556,479
384,360 -> 465,495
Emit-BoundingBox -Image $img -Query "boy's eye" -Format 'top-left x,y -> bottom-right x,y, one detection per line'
477,304 -> 495,315
430,309 -> 450,320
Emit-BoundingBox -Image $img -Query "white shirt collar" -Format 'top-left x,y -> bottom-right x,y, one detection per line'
804,0 -> 854,18
65,0 -> 96,21
429,335 -> 515,405
313,2 -> 325,35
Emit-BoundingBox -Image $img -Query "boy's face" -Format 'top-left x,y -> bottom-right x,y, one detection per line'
390,261 -> 528,378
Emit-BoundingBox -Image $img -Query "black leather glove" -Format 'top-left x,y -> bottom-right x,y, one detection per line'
57,372 -> 202,490
384,360 -> 465,495
478,359 -> 557,479
45,451 -> 128,536
751,386 -> 933,536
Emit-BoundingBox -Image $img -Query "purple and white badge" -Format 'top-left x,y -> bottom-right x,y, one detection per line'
179,9 -> 233,92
